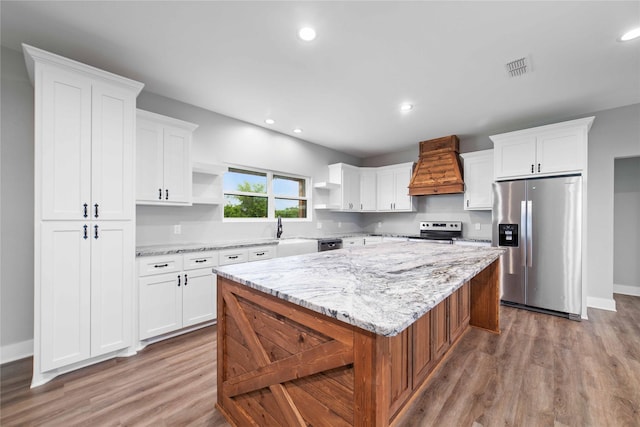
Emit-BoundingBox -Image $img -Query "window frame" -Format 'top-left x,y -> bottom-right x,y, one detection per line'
222,165 -> 312,223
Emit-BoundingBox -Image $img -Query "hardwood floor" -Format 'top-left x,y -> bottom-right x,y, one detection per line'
2,294 -> 639,426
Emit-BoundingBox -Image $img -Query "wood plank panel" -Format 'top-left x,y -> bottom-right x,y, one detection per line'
292,367 -> 355,423
388,328 -> 412,416
432,300 -> 449,360
218,277 -> 356,426
470,259 -> 500,333
412,310 -> 433,386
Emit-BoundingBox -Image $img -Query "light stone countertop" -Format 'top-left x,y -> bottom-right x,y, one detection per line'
214,241 -> 504,337
136,239 -> 279,257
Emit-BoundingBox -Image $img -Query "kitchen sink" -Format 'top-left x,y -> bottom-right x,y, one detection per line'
276,238 -> 318,258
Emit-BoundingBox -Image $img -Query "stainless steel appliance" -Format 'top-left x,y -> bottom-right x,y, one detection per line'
318,238 -> 343,252
492,175 -> 582,320
417,221 -> 462,243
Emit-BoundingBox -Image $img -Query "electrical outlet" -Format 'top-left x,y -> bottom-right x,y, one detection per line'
475,223 -> 481,231
174,224 -> 182,234
316,222 -> 322,229
377,222 -> 382,228
338,222 -> 342,228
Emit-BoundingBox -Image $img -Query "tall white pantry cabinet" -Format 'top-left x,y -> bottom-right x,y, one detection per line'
23,44 -> 144,387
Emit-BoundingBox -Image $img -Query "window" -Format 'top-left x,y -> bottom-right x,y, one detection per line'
223,167 -> 309,220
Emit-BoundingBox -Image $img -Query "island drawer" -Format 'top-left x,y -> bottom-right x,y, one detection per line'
248,245 -> 275,261
138,254 -> 183,277
183,251 -> 218,270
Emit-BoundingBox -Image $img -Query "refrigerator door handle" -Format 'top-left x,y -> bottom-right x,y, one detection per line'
527,200 -> 533,267
521,201 -> 527,267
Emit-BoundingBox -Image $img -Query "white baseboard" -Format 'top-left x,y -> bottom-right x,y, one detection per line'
613,284 -> 640,297
587,296 -> 617,312
1,339 -> 33,364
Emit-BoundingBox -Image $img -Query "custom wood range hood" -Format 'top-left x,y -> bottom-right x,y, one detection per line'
408,135 -> 464,196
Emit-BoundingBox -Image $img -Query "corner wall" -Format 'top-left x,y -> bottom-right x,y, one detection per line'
1,46 -> 35,363
613,156 -> 640,296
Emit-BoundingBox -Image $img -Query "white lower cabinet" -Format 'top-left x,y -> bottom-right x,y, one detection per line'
138,244 -> 277,341
183,267 -> 217,327
40,221 -> 133,371
139,251 -> 217,340
139,271 -> 182,340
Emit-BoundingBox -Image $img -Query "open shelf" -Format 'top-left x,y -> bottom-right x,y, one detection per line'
192,162 -> 227,175
192,162 -> 225,204
313,181 -> 340,190
313,204 -> 340,210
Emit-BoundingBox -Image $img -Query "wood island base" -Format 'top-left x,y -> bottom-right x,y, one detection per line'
216,260 -> 500,427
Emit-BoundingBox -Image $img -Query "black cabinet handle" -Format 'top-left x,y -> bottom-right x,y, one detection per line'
228,255 -> 238,260
83,203 -> 88,218
94,225 -> 99,239
94,203 -> 99,218
195,259 -> 207,263
531,164 -> 534,173
184,274 -> 188,286
177,275 -> 181,287
83,224 -> 88,240
154,263 -> 169,268
165,189 -> 169,200
158,188 -> 162,200
256,252 -> 265,256
537,163 -> 541,173
466,199 -> 469,207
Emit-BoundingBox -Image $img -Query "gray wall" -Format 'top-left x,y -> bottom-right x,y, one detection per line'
135,91 -> 363,246
587,104 -> 640,307
614,156 -> 640,292
1,46 -> 35,359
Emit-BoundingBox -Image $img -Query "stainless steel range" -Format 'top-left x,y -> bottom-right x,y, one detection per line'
417,221 -> 462,243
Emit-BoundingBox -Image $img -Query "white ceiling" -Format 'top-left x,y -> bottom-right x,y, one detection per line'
2,1 -> 639,158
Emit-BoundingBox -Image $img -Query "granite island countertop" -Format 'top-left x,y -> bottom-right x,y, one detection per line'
214,241 -> 504,337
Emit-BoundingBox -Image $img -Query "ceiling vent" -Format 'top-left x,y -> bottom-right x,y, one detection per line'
506,57 -> 529,77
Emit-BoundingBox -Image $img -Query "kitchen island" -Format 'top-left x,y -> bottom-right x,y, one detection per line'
214,241 -> 503,426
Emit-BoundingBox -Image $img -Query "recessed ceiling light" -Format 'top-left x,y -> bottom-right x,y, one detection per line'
298,27 -> 316,42
400,103 -> 414,112
620,27 -> 640,41
265,118 -> 275,125
293,128 -> 303,134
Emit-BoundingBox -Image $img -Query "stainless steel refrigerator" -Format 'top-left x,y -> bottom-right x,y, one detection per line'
492,175 -> 582,320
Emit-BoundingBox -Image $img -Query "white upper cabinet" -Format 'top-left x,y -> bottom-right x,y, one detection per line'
376,162 -> 415,212
91,83 -> 136,220
39,66 -> 91,220
359,168 -> 377,211
136,109 -> 197,205
491,117 -> 594,181
39,65 -> 135,220
323,162 -> 414,213
328,163 -> 361,211
460,150 -> 494,210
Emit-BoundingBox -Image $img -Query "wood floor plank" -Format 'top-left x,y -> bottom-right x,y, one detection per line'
2,295 -> 640,426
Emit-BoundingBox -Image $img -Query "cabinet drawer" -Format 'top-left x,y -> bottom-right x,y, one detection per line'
138,254 -> 182,277
183,251 -> 218,270
248,245 -> 275,261
343,237 -> 364,247
219,248 -> 249,265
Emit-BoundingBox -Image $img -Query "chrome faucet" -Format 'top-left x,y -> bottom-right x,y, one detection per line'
276,216 -> 283,239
